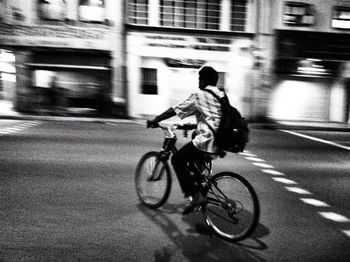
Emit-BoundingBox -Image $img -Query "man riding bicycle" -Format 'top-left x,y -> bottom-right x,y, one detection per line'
147,66 -> 224,215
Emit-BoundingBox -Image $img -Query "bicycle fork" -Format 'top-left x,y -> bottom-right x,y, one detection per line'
147,151 -> 169,181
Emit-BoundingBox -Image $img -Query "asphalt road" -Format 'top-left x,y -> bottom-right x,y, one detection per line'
0,120 -> 349,262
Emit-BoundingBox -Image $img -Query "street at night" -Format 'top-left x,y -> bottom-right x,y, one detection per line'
0,119 -> 349,261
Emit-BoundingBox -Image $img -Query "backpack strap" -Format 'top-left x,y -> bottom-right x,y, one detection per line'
203,88 -> 224,135
203,88 -> 223,103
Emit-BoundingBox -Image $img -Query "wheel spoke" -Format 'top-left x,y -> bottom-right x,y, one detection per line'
202,172 -> 259,242
135,152 -> 172,209
206,196 -> 222,206
206,207 -> 238,225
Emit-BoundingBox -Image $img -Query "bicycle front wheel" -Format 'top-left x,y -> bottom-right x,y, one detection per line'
135,151 -> 172,209
203,172 -> 260,242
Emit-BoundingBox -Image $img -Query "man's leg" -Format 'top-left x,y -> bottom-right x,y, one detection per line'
171,141 -> 204,198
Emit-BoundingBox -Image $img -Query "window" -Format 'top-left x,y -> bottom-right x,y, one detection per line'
79,0 -> 106,23
127,0 -> 148,25
141,68 -> 158,95
38,0 -> 67,21
332,6 -> 350,30
283,2 -> 314,26
231,0 -> 247,31
159,0 -> 221,30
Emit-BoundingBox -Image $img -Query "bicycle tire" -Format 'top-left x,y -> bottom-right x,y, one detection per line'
202,172 -> 260,242
135,151 -> 172,209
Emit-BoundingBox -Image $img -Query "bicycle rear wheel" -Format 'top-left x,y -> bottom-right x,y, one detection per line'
135,151 -> 172,209
203,172 -> 259,242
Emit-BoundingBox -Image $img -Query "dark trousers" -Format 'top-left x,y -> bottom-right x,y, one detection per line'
171,142 -> 205,197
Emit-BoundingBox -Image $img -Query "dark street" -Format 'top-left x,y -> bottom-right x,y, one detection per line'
0,120 -> 349,261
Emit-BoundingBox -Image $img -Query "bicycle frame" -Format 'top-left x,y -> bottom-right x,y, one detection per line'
153,124 -> 231,208
137,123 -> 260,242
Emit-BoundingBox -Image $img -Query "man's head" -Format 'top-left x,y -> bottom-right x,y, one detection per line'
198,66 -> 218,90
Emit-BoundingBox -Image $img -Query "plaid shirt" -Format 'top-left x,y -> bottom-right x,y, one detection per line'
172,85 -> 224,153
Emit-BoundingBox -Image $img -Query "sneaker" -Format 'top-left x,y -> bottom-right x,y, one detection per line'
182,192 -> 206,215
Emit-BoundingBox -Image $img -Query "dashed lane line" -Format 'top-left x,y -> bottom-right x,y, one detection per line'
261,169 -> 285,175
318,212 -> 350,223
272,177 -> 298,185
252,163 -> 274,169
239,152 -> 257,157
245,157 -> 266,162
300,198 -> 330,207
280,130 -> 350,151
342,230 -> 350,238
285,187 -> 312,195
243,151 -> 350,239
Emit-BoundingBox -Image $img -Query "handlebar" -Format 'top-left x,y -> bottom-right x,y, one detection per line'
147,122 -> 197,138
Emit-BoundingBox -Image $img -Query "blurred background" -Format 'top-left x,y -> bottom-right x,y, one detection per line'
0,0 -> 349,124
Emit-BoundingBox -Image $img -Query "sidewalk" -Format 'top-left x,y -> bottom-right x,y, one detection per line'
1,100 -> 350,131
0,100 -> 132,123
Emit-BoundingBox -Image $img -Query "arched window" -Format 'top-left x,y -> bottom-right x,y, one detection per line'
38,0 -> 67,21
79,0 -> 106,23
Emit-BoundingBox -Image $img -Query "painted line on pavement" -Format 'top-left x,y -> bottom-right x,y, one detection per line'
245,157 -> 266,162
252,162 -> 274,169
261,169 -> 285,175
285,187 -> 312,195
245,151 -> 350,239
0,121 -> 41,136
239,152 -> 257,157
318,212 -> 350,223
342,230 -> 350,238
280,130 -> 350,151
272,177 -> 298,185
300,198 -> 330,207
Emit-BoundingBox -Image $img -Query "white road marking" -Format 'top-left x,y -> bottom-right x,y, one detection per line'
239,152 -> 257,157
281,130 -> 350,151
342,230 -> 350,238
285,187 -> 312,195
272,177 -> 298,184
253,163 -> 274,168
261,169 -> 285,175
249,150 -> 349,239
245,157 -> 266,162
318,212 -> 350,223
0,121 -> 41,136
300,198 -> 330,207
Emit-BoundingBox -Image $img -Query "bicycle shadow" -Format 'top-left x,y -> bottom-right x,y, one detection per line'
137,203 -> 269,262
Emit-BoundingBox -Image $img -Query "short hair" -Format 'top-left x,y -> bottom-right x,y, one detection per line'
199,66 -> 218,86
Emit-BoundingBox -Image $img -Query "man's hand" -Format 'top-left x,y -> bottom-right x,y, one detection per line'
146,119 -> 159,128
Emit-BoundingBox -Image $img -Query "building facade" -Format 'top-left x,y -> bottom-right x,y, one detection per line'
1,0 -> 349,123
268,0 -> 350,123
125,0 -> 350,123
125,0 -> 262,119
0,0 -> 125,115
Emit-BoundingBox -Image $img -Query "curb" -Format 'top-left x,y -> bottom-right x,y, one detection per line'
0,114 -> 135,124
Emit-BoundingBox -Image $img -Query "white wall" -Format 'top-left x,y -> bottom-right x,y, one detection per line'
268,77 -> 331,121
126,32 -> 255,118
329,82 -> 347,122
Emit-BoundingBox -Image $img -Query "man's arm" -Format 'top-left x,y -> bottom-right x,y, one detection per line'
147,107 -> 176,127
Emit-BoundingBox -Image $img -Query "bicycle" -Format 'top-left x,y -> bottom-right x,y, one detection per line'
135,123 -> 260,242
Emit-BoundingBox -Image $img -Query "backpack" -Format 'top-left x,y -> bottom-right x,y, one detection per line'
204,89 -> 249,153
